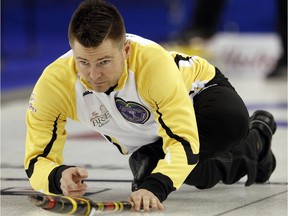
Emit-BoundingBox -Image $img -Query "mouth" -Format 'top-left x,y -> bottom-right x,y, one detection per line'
90,81 -> 106,85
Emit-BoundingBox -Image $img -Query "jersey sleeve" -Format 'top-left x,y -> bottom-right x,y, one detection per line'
24,58 -> 77,194
136,44 -> 200,201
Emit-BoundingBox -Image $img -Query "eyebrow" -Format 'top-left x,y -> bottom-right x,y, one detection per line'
75,56 -> 88,61
75,55 -> 113,61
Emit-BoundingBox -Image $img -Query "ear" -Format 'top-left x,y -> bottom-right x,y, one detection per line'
124,40 -> 131,59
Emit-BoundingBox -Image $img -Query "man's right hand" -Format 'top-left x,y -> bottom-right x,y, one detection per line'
60,167 -> 88,197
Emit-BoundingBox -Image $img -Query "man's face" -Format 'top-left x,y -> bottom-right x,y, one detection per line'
72,38 -> 130,92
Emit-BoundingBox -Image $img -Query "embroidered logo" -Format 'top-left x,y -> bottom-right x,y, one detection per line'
90,105 -> 110,127
28,93 -> 37,112
115,97 -> 150,124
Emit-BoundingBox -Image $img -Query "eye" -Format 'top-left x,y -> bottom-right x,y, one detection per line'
100,60 -> 110,65
79,60 -> 89,66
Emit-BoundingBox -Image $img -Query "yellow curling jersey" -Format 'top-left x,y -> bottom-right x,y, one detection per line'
24,34 -> 215,201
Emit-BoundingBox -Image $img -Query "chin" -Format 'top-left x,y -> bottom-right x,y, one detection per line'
93,86 -> 109,93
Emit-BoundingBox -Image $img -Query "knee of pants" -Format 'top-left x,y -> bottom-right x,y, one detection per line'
129,139 -> 164,181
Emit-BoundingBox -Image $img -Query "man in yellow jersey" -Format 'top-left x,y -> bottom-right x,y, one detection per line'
24,0 -> 277,212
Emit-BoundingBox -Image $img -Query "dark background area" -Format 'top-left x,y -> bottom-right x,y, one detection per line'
1,0 -> 277,91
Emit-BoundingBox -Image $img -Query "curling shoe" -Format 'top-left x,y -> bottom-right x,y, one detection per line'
250,110 -> 277,183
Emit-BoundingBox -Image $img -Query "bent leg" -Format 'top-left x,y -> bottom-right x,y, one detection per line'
186,81 -> 276,189
186,84 -> 259,188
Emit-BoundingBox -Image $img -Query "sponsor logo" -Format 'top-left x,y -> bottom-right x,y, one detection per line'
115,97 -> 150,124
83,91 -> 93,97
90,105 -> 110,127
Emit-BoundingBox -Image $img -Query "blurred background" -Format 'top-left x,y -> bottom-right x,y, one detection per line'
1,0 -> 285,94
1,2 -> 287,215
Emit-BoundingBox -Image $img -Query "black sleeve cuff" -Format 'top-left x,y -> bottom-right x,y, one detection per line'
48,165 -> 75,194
138,173 -> 176,202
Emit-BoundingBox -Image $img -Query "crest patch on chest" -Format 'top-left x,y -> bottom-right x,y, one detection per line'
115,97 -> 150,124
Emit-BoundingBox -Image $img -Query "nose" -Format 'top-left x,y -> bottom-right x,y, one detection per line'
89,66 -> 102,80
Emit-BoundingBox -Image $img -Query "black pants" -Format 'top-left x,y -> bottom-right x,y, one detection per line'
185,69 -> 258,188
132,69 -> 259,189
